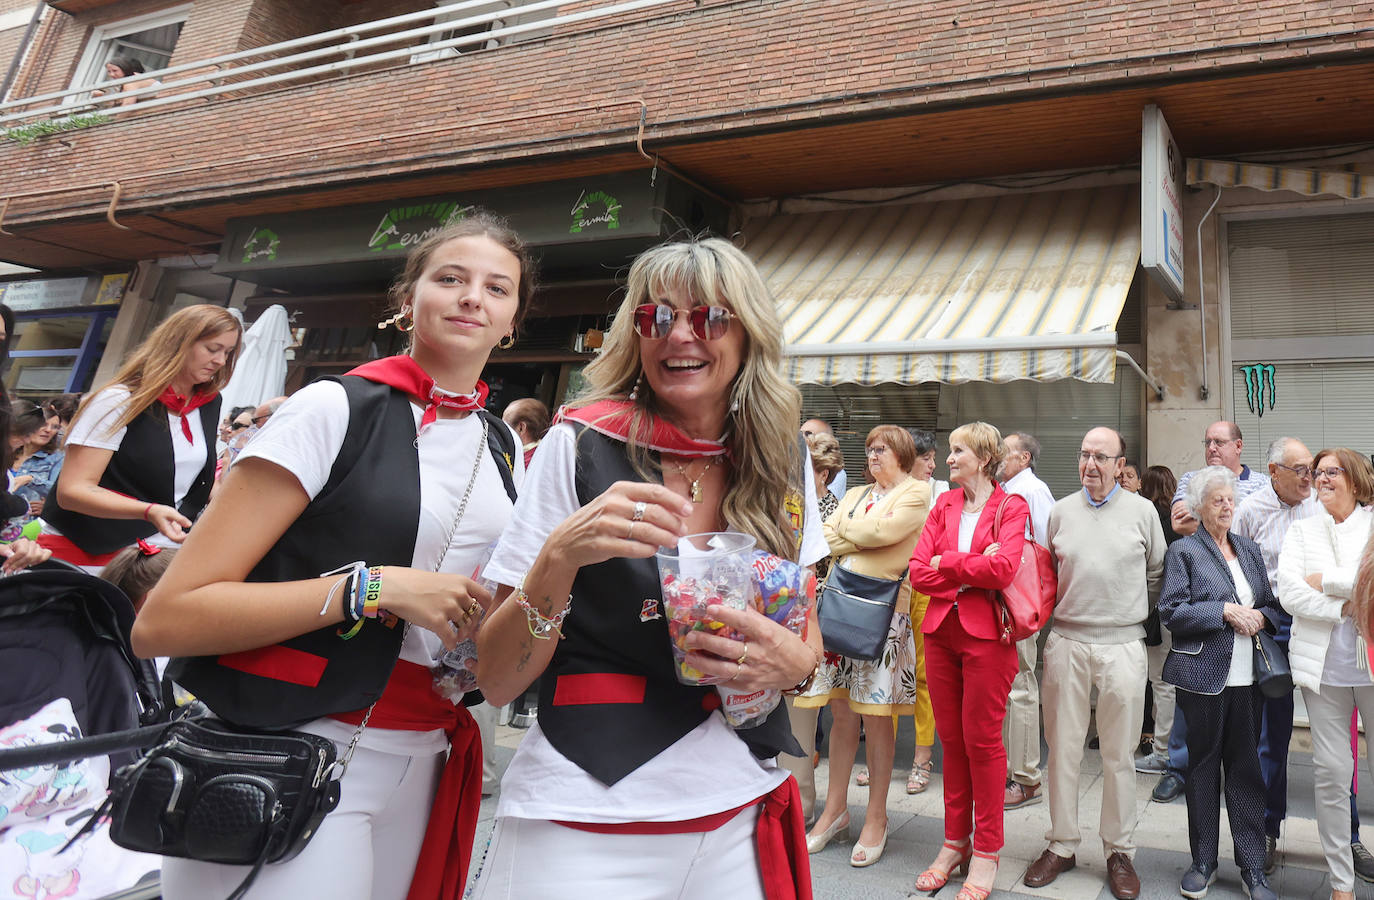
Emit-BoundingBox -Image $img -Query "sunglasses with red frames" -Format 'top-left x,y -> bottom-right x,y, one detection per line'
632,304 -> 736,341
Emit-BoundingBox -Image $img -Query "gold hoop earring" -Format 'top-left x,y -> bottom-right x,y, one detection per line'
498,333 -> 516,350
395,311 -> 414,333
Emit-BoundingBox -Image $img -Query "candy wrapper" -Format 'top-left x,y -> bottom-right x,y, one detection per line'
717,551 -> 818,728
433,552 -> 497,704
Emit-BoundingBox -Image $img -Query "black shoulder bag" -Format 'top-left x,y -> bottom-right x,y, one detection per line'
817,486 -> 904,661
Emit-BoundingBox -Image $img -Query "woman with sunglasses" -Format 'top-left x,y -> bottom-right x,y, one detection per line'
134,213 -> 530,899
473,237 -> 826,899
39,304 -> 241,572
1277,448 -> 1374,900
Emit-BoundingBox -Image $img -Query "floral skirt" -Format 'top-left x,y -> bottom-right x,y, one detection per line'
796,596 -> 917,716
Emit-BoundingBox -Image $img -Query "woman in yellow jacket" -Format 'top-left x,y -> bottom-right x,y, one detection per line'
800,425 -> 930,868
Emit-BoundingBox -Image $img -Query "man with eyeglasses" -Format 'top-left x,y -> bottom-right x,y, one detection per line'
998,432 -> 1056,812
1153,422 -> 1271,804
1023,427 -> 1165,900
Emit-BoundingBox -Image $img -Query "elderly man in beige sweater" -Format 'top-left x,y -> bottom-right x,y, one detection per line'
1022,427 -> 1166,900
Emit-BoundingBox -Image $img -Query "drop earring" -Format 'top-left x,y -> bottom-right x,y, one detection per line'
629,373 -> 643,402
730,395 -> 740,413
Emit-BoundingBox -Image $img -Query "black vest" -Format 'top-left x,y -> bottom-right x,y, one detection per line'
43,394 -> 221,554
170,377 -> 517,729
536,428 -> 801,787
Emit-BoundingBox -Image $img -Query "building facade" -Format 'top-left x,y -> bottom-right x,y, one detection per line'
1,0 -> 1371,491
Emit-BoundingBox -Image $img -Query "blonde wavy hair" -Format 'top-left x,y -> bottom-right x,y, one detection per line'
575,237 -> 803,559
75,304 -> 242,436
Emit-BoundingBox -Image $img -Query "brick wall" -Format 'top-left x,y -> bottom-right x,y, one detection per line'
3,0 -> 1371,219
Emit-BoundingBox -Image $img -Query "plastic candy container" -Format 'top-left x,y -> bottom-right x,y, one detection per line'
657,532 -> 757,686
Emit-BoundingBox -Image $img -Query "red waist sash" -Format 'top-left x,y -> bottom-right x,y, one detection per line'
36,532 -> 120,568
553,776 -> 812,900
330,660 -> 480,900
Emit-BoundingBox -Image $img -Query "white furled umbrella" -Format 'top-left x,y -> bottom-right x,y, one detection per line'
218,304 -> 292,438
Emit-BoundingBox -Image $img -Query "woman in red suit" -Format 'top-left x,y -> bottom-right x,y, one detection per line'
908,421 -> 1030,900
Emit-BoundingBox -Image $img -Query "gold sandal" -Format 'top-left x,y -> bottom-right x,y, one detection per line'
907,761 -> 934,794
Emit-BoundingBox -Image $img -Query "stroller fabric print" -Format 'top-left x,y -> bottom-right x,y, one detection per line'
0,698 -> 158,899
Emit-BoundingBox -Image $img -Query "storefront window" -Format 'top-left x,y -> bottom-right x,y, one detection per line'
6,311 -> 116,397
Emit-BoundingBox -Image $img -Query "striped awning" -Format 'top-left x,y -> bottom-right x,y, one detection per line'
745,185 -> 1141,386
1187,158 -> 1374,200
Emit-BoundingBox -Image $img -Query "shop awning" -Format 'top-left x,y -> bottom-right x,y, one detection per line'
745,185 -> 1141,386
1187,158 -> 1374,200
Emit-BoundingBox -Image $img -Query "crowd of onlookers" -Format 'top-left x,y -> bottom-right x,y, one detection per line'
777,416 -> 1374,900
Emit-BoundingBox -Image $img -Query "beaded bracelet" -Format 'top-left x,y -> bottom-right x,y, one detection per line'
514,574 -> 571,640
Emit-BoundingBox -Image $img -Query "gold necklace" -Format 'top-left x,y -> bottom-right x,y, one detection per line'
668,457 -> 717,503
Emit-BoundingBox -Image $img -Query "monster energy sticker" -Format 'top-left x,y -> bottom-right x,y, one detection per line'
369,202 -> 471,252
569,189 -> 621,233
241,228 -> 280,263
1240,363 -> 1277,417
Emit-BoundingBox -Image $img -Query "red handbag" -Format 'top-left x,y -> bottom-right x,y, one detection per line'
991,494 -> 1058,644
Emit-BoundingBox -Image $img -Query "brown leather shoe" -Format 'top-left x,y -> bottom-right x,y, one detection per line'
1023,848 -> 1076,887
1004,780 -> 1041,809
1107,852 -> 1140,900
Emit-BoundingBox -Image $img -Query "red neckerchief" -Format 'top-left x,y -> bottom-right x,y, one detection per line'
157,387 -> 217,443
347,356 -> 488,432
555,399 -> 726,458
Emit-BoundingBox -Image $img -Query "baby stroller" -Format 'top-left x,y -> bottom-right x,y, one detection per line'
0,559 -> 167,900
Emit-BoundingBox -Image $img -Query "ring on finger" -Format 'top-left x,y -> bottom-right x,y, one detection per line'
632,500 -> 647,522
733,661 -> 744,682
626,522 -> 636,540
735,642 -> 749,666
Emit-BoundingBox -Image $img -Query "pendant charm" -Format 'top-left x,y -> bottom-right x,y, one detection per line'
690,480 -> 703,503
639,598 -> 662,622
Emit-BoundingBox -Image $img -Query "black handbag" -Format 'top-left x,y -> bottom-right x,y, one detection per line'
100,717 -> 343,900
1253,630 -> 1293,698
816,489 -> 905,660
817,563 -> 903,660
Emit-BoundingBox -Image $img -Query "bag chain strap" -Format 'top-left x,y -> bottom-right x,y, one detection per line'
334,413 -> 490,778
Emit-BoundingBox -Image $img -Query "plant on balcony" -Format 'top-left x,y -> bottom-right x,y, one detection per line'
1,113 -> 113,146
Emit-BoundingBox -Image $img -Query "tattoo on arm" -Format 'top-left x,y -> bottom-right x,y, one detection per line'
515,636 -> 534,673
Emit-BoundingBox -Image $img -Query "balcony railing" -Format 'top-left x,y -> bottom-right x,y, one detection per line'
0,0 -> 683,129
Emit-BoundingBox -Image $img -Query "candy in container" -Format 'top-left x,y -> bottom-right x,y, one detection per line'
655,532 -> 756,686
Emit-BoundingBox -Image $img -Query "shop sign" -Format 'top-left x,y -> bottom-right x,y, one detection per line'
216,171 -> 673,276
0,276 -> 89,310
1141,104 -> 1184,302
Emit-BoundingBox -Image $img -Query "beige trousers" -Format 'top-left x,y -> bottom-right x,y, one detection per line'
1004,633 -> 1042,786
1042,633 -> 1147,858
1301,683 -> 1374,892
1145,630 -> 1176,755
779,694 -> 819,819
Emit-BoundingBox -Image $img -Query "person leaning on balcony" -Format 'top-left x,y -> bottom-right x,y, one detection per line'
1276,447 -> 1374,900
38,305 -> 241,572
799,424 -> 928,869
89,56 -> 158,107
1157,466 -> 1279,900
471,237 -> 825,899
134,212 -> 532,899
908,421 -> 1029,900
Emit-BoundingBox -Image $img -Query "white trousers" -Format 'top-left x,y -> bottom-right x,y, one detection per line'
161,740 -> 443,900
1042,634 -> 1147,857
1302,684 -> 1374,892
471,808 -> 765,900
471,700 -> 500,794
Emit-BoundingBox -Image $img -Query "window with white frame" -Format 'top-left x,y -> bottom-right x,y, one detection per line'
411,1 -> 511,63
66,5 -> 190,103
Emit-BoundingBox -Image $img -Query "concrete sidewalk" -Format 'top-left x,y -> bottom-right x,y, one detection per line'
470,720 -> 1374,900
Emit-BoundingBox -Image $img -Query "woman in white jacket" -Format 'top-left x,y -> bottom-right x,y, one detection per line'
1277,447 -> 1374,900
